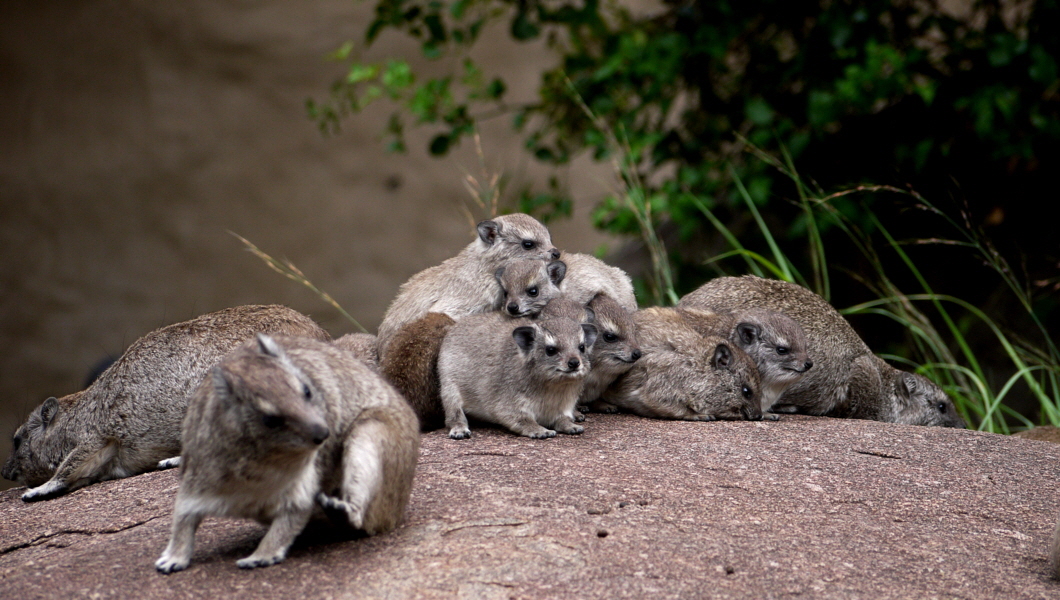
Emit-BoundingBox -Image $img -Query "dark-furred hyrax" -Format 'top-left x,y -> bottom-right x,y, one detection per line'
379,312 -> 457,431
601,307 -> 762,421
376,213 -> 559,360
438,312 -> 597,439
495,258 -> 567,317
155,334 -> 419,573
2,305 -> 330,502
677,306 -> 812,414
679,275 -> 965,427
557,252 -> 638,311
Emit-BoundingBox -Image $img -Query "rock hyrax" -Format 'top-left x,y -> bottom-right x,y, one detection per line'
557,252 -> 638,311
155,334 -> 419,573
332,332 -> 380,371
379,312 -> 457,431
578,293 -> 642,410
495,258 -> 567,317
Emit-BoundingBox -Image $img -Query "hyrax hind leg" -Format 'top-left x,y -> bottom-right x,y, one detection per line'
316,420 -> 386,532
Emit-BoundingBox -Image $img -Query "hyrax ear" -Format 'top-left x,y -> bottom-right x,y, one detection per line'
581,324 -> 598,348
583,305 -> 596,324
39,397 -> 59,427
256,333 -> 284,358
712,343 -> 734,370
512,326 -> 536,353
494,267 -> 507,290
547,260 -> 567,286
477,219 -> 500,246
898,372 -> 917,400
736,322 -> 759,346
210,366 -> 233,398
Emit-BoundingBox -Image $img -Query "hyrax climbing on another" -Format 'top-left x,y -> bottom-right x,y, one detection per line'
438,312 -> 597,439
379,312 -> 457,431
495,258 -> 567,317
557,252 -> 638,311
2,305 -> 330,502
376,213 -> 559,360
677,306 -> 812,414
601,307 -> 762,421
332,332 -> 380,371
155,334 -> 419,573
679,275 -> 965,427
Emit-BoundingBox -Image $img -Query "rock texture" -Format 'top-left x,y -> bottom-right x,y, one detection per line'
2,414 -> 1059,599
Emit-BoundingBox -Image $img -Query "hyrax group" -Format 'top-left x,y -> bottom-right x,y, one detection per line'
2,213 -> 966,574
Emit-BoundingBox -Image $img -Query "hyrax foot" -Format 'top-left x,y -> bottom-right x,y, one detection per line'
526,428 -> 557,439
448,426 -> 472,440
157,457 -> 182,470
572,410 -> 586,423
316,492 -> 365,529
554,417 -> 584,435
236,554 -> 285,569
155,555 -> 190,574
22,480 -> 67,502
588,400 -> 619,414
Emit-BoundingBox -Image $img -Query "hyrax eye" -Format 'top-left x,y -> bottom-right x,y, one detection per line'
603,332 -> 618,343
303,384 -> 312,400
578,344 -> 586,353
776,346 -> 789,355
545,346 -> 558,356
742,385 -> 753,399
262,415 -> 285,429
936,402 -> 947,412
527,286 -> 538,297
12,435 -> 21,451
522,240 -> 535,249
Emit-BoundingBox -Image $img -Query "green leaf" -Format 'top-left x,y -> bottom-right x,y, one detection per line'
429,134 -> 451,155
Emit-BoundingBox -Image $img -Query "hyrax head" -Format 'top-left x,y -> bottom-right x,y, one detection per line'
586,293 -> 642,370
495,259 -> 566,317
538,296 -> 593,323
208,334 -> 330,455
890,370 -> 966,428
678,340 -> 761,421
475,213 -> 560,262
2,395 -> 70,487
730,308 -> 812,392
512,317 -> 598,381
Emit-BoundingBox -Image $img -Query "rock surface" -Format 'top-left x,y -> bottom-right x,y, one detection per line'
2,414 -> 1059,599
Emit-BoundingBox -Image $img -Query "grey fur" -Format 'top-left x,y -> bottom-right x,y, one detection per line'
677,306 -> 812,413
438,312 -> 597,439
376,214 -> 558,359
332,333 -> 380,371
495,258 -> 567,317
2,305 -> 330,502
557,252 -> 637,311
155,334 -> 419,573
579,293 -> 642,409
678,275 -> 965,427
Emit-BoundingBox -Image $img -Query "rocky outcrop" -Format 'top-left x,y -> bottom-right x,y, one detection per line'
2,414 -> 1059,598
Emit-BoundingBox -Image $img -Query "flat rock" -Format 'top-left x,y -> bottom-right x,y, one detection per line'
2,414 -> 1059,599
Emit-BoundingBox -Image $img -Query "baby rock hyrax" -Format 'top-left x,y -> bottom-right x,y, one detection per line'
495,258 -> 567,317
2,305 -> 330,502
438,312 -> 597,439
156,334 -> 419,573
679,275 -> 965,427
376,213 -> 559,360
557,252 -> 637,311
379,312 -> 457,431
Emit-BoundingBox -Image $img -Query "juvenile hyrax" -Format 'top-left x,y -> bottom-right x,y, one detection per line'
495,258 -> 567,317
679,275 -> 965,427
155,334 -> 419,573
376,213 -> 559,359
379,312 -> 457,431
677,306 -> 812,413
601,307 -> 762,421
578,293 -> 642,408
2,305 -> 330,502
332,332 -> 380,371
438,312 -> 597,439
557,252 -> 638,311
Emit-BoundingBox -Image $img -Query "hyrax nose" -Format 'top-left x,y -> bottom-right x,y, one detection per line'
507,303 -> 521,315
310,424 -> 330,445
631,349 -> 642,361
803,360 -> 813,372
740,404 -> 763,421
567,357 -> 580,370
549,248 -> 560,260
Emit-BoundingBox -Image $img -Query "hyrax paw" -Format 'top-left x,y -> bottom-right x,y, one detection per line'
557,424 -> 584,435
448,427 -> 472,440
572,410 -> 586,423
237,554 -> 285,569
22,480 -> 66,502
528,429 -> 557,439
156,457 -> 182,470
316,493 -> 364,529
155,555 -> 189,574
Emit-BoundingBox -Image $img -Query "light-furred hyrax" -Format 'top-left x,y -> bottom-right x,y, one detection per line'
557,252 -> 638,312
155,334 -> 419,573
438,311 -> 597,439
2,305 -> 330,502
495,258 -> 567,317
379,312 -> 457,431
578,293 -> 642,410
677,306 -> 812,414
375,213 -> 559,360
601,307 -> 762,421
332,332 -> 380,371
679,275 -> 966,427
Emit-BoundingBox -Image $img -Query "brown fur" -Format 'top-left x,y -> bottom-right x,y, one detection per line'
379,312 -> 456,431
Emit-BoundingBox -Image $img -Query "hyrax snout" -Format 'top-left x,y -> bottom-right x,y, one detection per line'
156,334 -> 419,573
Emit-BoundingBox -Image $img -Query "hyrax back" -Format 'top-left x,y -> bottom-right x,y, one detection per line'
333,332 -> 380,371
379,312 -> 457,431
558,252 -> 638,311
438,312 -> 597,439
677,306 -> 812,413
376,213 -> 559,359
495,259 -> 567,317
2,305 -> 331,502
156,334 -> 419,573
602,307 -> 762,421
678,275 -> 965,427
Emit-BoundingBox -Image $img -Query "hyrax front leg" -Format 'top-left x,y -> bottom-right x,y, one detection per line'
552,414 -> 584,435
440,380 -> 472,440
500,409 -> 556,439
236,508 -> 312,569
316,421 -> 384,532
156,500 -> 205,574
23,439 -> 118,502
